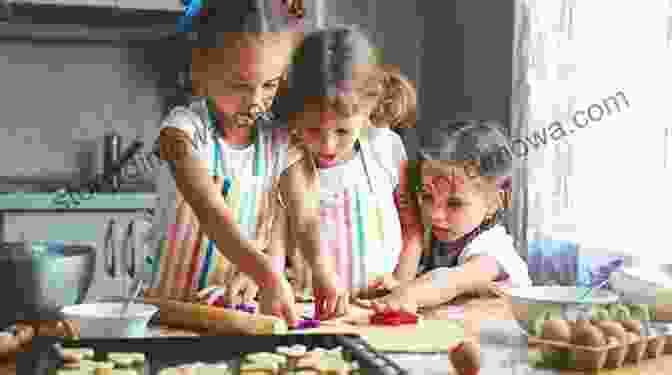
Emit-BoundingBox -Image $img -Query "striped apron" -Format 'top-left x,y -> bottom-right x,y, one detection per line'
145,101 -> 286,301
318,136 -> 403,291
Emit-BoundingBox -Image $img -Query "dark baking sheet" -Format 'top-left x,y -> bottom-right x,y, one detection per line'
21,335 -> 408,375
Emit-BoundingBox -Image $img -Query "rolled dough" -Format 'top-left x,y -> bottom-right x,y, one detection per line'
288,305 -> 466,352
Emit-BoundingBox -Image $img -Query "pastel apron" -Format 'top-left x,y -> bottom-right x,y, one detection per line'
318,135 -> 403,291
145,99 -> 283,301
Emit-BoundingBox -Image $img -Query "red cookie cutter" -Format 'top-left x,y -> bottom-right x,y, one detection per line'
369,311 -> 418,326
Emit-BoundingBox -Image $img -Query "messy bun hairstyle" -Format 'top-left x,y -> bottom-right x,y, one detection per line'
370,65 -> 418,129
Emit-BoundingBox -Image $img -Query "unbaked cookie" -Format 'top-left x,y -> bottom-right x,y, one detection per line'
107,352 -> 146,367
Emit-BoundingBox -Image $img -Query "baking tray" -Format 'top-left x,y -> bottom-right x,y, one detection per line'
21,334 -> 409,375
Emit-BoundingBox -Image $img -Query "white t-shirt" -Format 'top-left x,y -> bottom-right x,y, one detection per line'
456,225 -> 532,288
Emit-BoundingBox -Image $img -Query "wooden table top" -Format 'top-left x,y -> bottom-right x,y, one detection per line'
1,297 -> 670,374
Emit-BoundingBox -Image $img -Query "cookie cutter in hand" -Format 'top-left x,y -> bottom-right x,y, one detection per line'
196,286 -> 257,313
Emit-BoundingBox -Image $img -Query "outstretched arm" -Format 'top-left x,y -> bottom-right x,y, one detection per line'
158,127 -> 281,290
374,255 -> 501,312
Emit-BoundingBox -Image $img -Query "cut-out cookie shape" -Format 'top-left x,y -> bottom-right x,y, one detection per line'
369,311 -> 418,326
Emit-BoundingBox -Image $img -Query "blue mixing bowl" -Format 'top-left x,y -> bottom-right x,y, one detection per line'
0,242 -> 96,328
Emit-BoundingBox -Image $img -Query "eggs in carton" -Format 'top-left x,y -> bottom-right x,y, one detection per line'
534,316 -> 671,371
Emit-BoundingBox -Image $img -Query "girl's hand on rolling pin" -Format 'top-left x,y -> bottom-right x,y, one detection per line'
258,276 -> 299,328
312,268 -> 349,320
226,271 -> 259,306
288,250 -> 313,300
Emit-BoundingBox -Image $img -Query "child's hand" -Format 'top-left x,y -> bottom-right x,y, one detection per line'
287,250 -> 313,301
352,273 -> 401,307
312,268 -> 349,320
258,276 -> 300,328
371,287 -> 418,315
368,273 -> 401,291
226,271 -> 259,306
194,272 -> 259,307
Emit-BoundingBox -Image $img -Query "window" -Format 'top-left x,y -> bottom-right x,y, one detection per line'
523,0 -> 672,262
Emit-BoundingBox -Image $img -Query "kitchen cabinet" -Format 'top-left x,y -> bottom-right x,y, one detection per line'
2,211 -> 149,302
16,0 -> 115,7
117,0 -> 182,12
13,0 -> 183,11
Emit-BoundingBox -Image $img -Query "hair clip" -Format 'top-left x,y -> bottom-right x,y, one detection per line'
177,0 -> 206,33
282,0 -> 305,19
497,176 -> 512,191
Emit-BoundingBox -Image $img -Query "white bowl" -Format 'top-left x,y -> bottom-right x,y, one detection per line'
505,286 -> 619,336
609,267 -> 672,305
61,302 -> 158,338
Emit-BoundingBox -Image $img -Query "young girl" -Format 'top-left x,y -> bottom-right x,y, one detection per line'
142,0 -> 303,325
265,25 -> 418,320
286,64 -> 419,301
370,120 -> 532,313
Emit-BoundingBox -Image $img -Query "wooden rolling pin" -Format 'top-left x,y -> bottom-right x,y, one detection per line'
141,298 -> 288,335
653,304 -> 672,321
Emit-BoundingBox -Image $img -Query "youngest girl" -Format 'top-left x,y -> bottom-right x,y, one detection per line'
372,120 -> 532,313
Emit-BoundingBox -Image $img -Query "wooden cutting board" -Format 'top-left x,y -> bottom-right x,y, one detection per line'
292,305 -> 466,353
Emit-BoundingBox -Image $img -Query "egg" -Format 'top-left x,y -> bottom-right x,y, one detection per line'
572,318 -> 605,343
621,320 -> 643,335
541,319 -> 571,342
12,323 -> 34,345
450,341 -> 480,375
595,321 -> 627,343
625,331 -> 647,363
571,318 -> 607,371
665,335 -> 672,355
646,336 -> 666,359
595,321 -> 628,368
0,333 -> 20,358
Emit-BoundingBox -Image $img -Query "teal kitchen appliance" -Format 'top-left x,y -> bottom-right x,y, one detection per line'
0,242 -> 96,328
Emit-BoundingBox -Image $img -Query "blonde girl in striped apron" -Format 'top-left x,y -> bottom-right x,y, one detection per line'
266,26 -> 410,319
144,97 -> 290,303
138,1 -> 304,324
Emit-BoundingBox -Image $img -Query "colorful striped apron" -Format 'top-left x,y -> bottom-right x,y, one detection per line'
146,99 -> 285,301
318,135 -> 403,291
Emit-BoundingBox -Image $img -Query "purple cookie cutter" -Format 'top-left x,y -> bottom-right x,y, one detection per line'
221,303 -> 256,313
294,319 -> 320,330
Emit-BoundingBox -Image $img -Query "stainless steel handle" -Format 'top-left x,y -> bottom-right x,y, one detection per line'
103,218 -> 117,278
121,220 -> 136,279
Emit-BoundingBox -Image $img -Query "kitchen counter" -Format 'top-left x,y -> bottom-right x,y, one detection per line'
0,192 -> 156,211
2,299 -> 672,374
